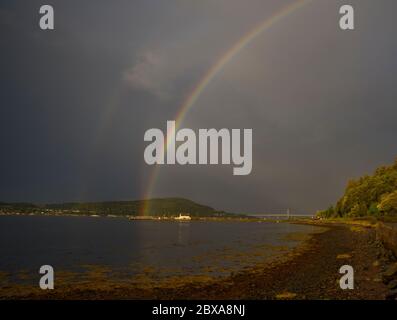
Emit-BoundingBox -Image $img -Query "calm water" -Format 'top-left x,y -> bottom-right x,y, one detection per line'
0,216 -> 320,282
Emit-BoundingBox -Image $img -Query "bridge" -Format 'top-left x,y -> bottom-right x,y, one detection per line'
248,209 -> 314,219
249,214 -> 314,219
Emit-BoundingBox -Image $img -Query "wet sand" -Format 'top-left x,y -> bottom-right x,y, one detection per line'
1,222 -> 395,300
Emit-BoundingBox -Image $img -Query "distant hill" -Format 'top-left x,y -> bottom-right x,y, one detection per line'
0,198 -> 233,217
318,158 -> 397,218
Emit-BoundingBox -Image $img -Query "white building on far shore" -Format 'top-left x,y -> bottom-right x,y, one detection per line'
175,213 -> 191,220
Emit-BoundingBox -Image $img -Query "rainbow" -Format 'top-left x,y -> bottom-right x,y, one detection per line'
141,0 -> 314,215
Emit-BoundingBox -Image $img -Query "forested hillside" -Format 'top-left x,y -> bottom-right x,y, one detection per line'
0,198 -> 230,217
318,158 -> 397,218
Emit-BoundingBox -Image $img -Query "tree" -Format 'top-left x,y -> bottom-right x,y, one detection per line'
330,157 -> 397,218
377,191 -> 397,216
348,203 -> 367,217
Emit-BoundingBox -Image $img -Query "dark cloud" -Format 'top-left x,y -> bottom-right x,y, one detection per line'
1,0 -> 396,213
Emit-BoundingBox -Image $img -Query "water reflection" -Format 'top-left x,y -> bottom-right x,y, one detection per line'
177,221 -> 190,246
0,216 -> 322,279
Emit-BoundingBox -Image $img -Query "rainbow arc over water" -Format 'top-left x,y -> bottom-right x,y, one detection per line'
141,0 -> 314,215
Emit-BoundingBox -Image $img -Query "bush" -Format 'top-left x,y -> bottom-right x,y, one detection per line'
377,191 -> 397,216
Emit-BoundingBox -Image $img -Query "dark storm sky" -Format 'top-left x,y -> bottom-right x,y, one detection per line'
0,0 -> 396,214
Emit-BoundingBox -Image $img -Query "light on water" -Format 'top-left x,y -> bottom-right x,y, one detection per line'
0,216 -> 319,284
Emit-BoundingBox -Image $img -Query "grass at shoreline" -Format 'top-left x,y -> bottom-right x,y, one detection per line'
311,216 -> 397,228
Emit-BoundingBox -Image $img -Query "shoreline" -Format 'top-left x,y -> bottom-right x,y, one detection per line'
1,221 -> 396,299
0,212 -> 310,223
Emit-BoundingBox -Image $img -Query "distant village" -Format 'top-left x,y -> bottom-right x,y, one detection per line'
0,208 -> 192,220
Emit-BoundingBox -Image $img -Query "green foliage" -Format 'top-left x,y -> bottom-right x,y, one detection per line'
326,158 -> 397,218
368,203 -> 380,216
316,206 -> 334,218
347,202 -> 367,217
377,191 -> 397,216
